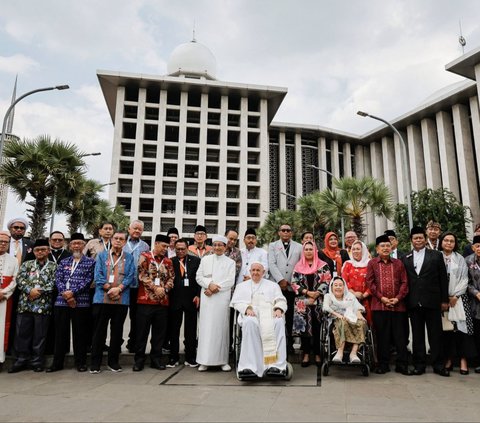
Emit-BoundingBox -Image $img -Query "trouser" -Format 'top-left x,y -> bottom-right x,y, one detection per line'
473,318 -> 480,366
282,289 -> 295,348
169,305 -> 198,362
126,287 -> 138,349
90,304 -> 128,367
373,311 -> 409,369
134,304 -> 168,364
409,306 -> 443,370
14,312 -> 50,367
7,289 -> 19,356
301,310 -> 321,355
52,306 -> 90,367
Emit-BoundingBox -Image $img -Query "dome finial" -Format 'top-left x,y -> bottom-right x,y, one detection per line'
192,19 -> 196,42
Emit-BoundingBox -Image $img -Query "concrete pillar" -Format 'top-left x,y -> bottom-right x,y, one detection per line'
393,133 -> 406,204
331,140 -> 340,178
420,118 -> 442,189
452,103 -> 480,232
406,124 -> 427,191
436,111 -> 460,199
364,145 -> 375,244
318,137 -> 328,188
295,133 -> 303,199
343,143 -> 352,177
354,144 -> 365,178
258,98 -> 270,233
469,96 -> 480,200
382,136 -> 398,202
279,131 -> 287,209
370,142 -> 387,236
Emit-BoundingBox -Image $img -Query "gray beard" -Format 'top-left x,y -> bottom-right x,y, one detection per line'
72,251 -> 82,259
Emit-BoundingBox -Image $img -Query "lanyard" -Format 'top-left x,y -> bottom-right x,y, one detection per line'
66,258 -> 80,290
179,258 -> 187,274
109,250 -> 124,273
102,239 -> 111,252
51,249 -> 65,264
35,260 -> 51,278
126,239 -> 140,253
150,252 -> 164,272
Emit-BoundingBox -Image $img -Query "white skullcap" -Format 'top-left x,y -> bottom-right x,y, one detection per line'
249,261 -> 265,269
212,235 -> 228,245
7,217 -> 28,231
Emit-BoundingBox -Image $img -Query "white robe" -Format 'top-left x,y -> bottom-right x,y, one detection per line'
196,253 -> 235,366
0,253 -> 18,362
230,278 -> 288,377
238,247 -> 269,284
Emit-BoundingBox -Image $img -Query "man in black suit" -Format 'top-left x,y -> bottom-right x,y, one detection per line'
401,226 -> 450,376
384,229 -> 406,259
167,239 -> 201,368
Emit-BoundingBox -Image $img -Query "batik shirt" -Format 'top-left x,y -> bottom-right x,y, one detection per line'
16,259 -> 56,315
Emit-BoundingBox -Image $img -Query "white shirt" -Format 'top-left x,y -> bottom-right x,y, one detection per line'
413,248 -> 426,275
239,247 -> 269,283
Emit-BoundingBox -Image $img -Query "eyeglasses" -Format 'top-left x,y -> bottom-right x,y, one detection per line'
280,229 -> 292,232
12,226 -> 26,230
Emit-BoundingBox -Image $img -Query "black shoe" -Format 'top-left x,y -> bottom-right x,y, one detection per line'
8,363 -> 29,374
46,365 -> 63,373
103,344 -> 109,352
238,369 -> 256,377
474,366 -> 480,374
265,367 -> 285,377
445,364 -> 454,372
33,366 -> 44,372
151,360 -> 166,370
412,368 -> 425,376
460,369 -> 469,375
301,360 -> 310,368
166,358 -> 179,368
434,367 -> 450,377
132,362 -> 144,372
184,359 -> 198,368
395,366 -> 413,376
107,362 -> 123,372
77,365 -> 88,372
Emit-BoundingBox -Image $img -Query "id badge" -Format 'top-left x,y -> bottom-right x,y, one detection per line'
184,277 -> 189,287
154,277 -> 160,286
109,274 -> 115,283
65,281 -> 70,290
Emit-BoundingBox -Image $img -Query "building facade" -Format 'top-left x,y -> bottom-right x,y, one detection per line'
99,41 -> 480,243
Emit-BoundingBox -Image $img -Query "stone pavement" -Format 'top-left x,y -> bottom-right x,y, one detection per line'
0,360 -> 479,422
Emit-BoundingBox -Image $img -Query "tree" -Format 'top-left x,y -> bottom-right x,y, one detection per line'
257,209 -> 298,247
84,200 -> 129,238
0,135 -> 86,240
394,188 -> 471,251
316,176 -> 393,239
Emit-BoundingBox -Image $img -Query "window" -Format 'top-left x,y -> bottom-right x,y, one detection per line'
167,90 -> 181,105
161,181 -> 176,195
205,220 -> 218,234
206,166 -> 219,180
248,151 -> 259,164
248,115 -> 259,129
248,132 -> 259,148
145,107 -> 159,120
248,169 -> 259,182
160,218 -> 174,232
205,202 -> 218,216
124,105 -> 137,119
118,179 -> 132,193
228,95 -> 241,110
183,200 -> 197,215
143,144 -> 157,159
227,168 -> 239,181
121,143 -> 135,157
247,203 -> 259,217
208,92 -> 221,109
207,148 -> 220,162
208,112 -> 221,125
184,182 -> 198,197
117,197 -> 131,212
187,110 -> 201,124
184,164 -> 199,178
166,109 -> 180,122
188,91 -> 201,107
248,97 -> 259,112
139,198 -> 154,213
227,185 -> 239,198
125,86 -> 138,102
144,124 -> 158,141
142,180 -> 156,194
141,217 -> 153,232
142,162 -> 156,176
228,114 -> 240,127
226,203 -> 239,216
227,150 -> 239,163
205,184 -> 219,197
163,163 -> 177,177
164,145 -> 178,160
161,200 -> 176,214
186,127 -> 200,144
146,87 -> 160,104
119,161 -> 134,175
227,131 -> 239,146
185,147 -> 199,161
182,219 -> 197,233
123,122 -> 136,139
165,126 -> 179,142
207,129 -> 220,145
247,186 -> 259,199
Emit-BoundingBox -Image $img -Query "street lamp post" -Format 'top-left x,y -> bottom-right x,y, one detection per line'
307,164 -> 345,248
49,152 -> 102,233
357,111 -> 413,230
0,85 -> 70,163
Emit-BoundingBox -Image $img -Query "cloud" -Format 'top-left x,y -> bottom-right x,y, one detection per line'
0,54 -> 39,75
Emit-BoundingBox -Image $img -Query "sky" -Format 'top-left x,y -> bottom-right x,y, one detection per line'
2,0 -> 480,234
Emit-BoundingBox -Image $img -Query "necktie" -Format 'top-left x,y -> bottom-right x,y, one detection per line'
180,258 -> 185,277
14,240 -> 22,265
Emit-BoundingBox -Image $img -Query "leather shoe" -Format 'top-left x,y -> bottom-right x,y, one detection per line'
33,366 -> 44,372
301,360 -> 310,368
46,365 -> 63,373
434,368 -> 450,377
474,366 -> 480,374
77,365 -> 88,372
150,360 -> 166,370
238,369 -> 256,377
460,369 -> 469,375
395,367 -> 413,376
132,363 -> 144,372
412,368 -> 425,376
8,363 -> 29,374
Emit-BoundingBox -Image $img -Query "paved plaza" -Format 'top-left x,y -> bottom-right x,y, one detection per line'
0,357 -> 479,422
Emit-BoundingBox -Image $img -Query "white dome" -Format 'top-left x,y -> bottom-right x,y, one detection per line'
167,40 -> 217,79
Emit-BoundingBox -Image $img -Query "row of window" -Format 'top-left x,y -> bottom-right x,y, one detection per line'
120,143 -> 260,164
122,123 -> 260,146
116,197 -> 260,217
117,179 -> 259,199
123,85 -> 261,112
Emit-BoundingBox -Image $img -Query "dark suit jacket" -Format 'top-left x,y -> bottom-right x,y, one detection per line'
318,249 -> 350,277
9,238 -> 34,263
401,248 -> 448,309
170,255 -> 201,310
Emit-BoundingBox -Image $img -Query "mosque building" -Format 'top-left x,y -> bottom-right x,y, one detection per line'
98,40 -> 480,243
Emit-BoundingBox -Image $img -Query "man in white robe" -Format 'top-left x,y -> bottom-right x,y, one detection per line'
196,235 -> 235,371
230,262 -> 288,378
238,228 -> 269,284
0,231 -> 19,366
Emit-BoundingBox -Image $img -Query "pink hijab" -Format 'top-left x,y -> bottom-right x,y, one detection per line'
294,241 -> 328,275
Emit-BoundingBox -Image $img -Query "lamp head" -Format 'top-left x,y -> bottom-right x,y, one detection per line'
55,85 -> 70,90
357,111 -> 369,117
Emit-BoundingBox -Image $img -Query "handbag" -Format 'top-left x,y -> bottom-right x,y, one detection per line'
441,311 -> 454,331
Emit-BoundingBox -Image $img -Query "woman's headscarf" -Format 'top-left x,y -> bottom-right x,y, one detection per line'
294,241 -> 327,275
322,232 -> 343,274
344,240 -> 370,268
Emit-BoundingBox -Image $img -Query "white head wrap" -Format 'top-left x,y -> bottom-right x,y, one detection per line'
7,217 -> 29,231
212,235 -> 228,245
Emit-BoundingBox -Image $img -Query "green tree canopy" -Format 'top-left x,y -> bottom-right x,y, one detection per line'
0,135 -> 86,239
394,188 -> 471,251
257,209 -> 298,247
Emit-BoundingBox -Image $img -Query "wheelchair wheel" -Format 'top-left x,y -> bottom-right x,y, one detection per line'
284,362 -> 293,381
362,364 -> 370,377
321,362 -> 329,376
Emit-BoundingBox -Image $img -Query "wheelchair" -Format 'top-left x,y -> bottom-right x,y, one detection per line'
232,310 -> 293,381
319,313 -> 375,377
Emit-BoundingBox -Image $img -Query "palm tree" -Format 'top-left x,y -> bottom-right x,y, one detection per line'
0,135 -> 86,240
317,176 -> 393,239
84,200 -> 129,238
257,209 -> 298,246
